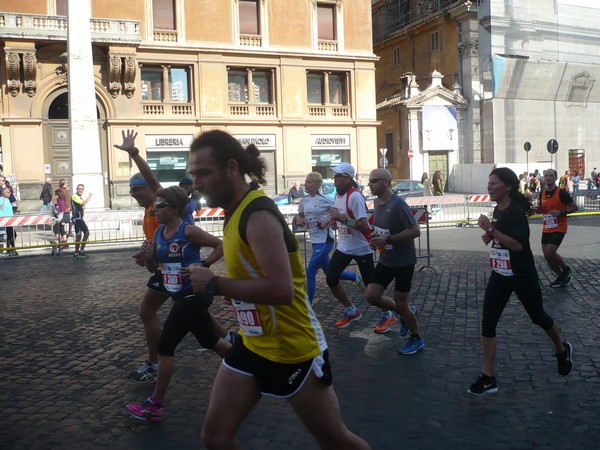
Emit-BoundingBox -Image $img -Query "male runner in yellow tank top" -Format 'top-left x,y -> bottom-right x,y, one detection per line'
188,129 -> 370,450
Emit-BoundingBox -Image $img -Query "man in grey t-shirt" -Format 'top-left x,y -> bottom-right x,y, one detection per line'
365,169 -> 425,355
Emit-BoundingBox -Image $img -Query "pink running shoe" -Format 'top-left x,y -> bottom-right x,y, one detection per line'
125,397 -> 163,423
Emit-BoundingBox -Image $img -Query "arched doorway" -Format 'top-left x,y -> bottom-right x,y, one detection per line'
42,90 -> 111,207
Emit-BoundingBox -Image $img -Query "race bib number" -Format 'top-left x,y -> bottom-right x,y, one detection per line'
372,225 -> 392,250
232,300 -> 264,336
338,224 -> 352,237
305,217 -> 319,230
161,262 -> 182,293
489,248 -> 513,276
543,214 -> 558,230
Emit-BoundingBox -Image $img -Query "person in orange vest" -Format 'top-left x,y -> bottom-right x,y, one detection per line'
535,169 -> 578,288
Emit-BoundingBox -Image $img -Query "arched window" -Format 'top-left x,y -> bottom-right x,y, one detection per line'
48,93 -> 69,119
48,92 -> 100,119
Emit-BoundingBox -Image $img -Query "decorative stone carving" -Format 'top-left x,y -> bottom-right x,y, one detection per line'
108,54 -> 122,98
459,38 -> 479,58
22,51 -> 37,97
6,51 -> 21,97
123,55 -> 137,98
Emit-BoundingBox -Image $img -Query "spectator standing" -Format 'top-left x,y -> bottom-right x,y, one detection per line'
4,180 -> 18,213
1,187 -> 17,256
432,171 -> 444,196
421,172 -> 433,196
288,181 -> 302,204
53,180 -> 71,253
572,170 -> 580,193
71,184 -> 92,259
39,178 -> 54,214
591,167 -> 597,186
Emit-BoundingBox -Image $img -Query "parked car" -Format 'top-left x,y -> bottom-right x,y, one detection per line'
270,181 -> 336,206
391,179 -> 424,198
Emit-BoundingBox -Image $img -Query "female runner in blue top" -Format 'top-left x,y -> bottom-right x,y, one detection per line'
126,186 -> 230,422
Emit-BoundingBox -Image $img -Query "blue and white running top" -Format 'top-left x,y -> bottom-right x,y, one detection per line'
154,221 -> 200,296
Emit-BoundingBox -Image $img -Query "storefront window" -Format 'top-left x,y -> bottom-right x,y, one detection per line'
311,149 -> 350,179
146,151 -> 188,185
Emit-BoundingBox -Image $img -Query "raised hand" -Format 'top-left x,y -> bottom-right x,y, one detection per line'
114,129 -> 138,154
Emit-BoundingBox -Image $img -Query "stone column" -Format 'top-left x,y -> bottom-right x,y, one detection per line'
67,0 -> 105,208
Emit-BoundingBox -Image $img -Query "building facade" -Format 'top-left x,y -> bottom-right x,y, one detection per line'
1,0 -> 378,211
372,0 -> 600,192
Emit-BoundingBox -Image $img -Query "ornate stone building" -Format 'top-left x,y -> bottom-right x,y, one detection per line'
372,0 -> 600,192
1,0 -> 378,210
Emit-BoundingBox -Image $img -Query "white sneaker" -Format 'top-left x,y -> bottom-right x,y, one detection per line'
352,274 -> 366,291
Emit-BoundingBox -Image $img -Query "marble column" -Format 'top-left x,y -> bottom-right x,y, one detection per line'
67,0 -> 105,208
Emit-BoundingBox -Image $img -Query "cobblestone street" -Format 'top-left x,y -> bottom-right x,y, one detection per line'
2,218 -> 600,449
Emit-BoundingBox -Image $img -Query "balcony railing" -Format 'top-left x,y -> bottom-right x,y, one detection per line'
229,104 -> 276,117
240,34 -> 262,47
318,40 -> 338,51
0,12 -> 140,44
308,105 -> 350,118
143,102 -> 194,116
153,30 -> 178,43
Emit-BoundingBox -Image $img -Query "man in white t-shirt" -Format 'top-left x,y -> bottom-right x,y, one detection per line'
326,162 -> 374,328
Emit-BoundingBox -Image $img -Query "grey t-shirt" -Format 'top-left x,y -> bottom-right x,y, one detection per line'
372,194 -> 417,267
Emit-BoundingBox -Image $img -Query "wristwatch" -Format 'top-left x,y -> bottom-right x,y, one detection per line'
206,276 -> 220,295
486,226 -> 495,236
200,259 -> 211,268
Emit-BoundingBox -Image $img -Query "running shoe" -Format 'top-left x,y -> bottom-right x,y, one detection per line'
72,252 -> 79,259
399,305 -> 418,337
467,374 -> 498,396
556,341 -> 573,376
373,313 -> 398,334
78,251 -> 88,258
334,309 -> 362,328
352,274 -> 366,291
550,277 -> 564,288
399,336 -> 425,355
127,361 -> 157,383
8,250 -> 18,257
125,397 -> 163,423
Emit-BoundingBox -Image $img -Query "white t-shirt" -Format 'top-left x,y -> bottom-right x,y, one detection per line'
334,190 -> 372,256
298,193 -> 335,244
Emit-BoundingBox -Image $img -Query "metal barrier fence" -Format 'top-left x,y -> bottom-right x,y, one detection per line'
2,193 -> 598,258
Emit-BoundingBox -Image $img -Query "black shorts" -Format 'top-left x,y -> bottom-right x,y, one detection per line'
541,232 -> 565,247
73,218 -> 89,235
146,273 -> 166,293
369,263 -> 415,293
156,292 -> 217,356
223,338 -> 332,398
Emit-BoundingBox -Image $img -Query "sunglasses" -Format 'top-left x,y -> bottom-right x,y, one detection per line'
154,202 -> 171,209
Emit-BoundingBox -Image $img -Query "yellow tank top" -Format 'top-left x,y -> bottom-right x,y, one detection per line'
224,189 -> 326,364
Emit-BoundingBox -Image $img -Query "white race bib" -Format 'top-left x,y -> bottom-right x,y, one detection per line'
161,262 -> 182,293
543,214 -> 558,230
489,248 -> 513,276
232,300 -> 264,336
372,225 -> 392,250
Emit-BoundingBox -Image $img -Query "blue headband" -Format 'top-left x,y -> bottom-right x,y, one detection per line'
129,178 -> 148,187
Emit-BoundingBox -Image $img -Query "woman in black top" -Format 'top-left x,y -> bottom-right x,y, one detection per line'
467,167 -> 573,396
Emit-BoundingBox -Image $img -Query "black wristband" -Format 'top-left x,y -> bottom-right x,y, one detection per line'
201,259 -> 211,268
130,147 -> 140,157
206,275 -> 220,295
386,236 -> 393,245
